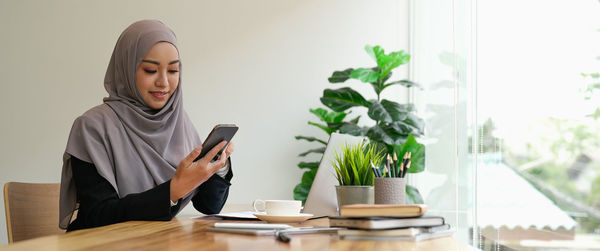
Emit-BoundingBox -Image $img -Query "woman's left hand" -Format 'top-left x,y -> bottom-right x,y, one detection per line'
170,141 -> 235,201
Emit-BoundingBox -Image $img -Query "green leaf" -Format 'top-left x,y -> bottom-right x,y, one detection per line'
406,185 -> 424,204
349,116 -> 361,124
366,125 -> 388,144
294,136 -> 327,145
310,108 -> 348,123
320,87 -> 371,112
380,71 -> 392,83
350,68 -> 380,83
328,68 -> 354,83
378,51 -> 410,79
298,147 -> 326,157
301,168 -> 318,185
331,142 -> 383,186
370,71 -> 393,94
391,135 -> 425,173
327,122 -> 344,132
330,112 -> 348,123
371,83 -> 385,95
339,123 -> 367,136
367,99 -> 410,123
583,72 -> 600,79
293,183 -> 311,204
365,45 -> 385,64
310,108 -> 328,121
587,107 -> 600,120
368,100 -> 391,122
383,122 -> 414,136
294,166 -> 318,203
403,113 -> 425,135
308,121 -> 334,134
367,125 -> 403,145
385,79 -> 423,90
298,161 -> 319,169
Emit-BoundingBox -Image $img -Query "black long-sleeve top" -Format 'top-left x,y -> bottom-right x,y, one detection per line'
67,156 -> 233,231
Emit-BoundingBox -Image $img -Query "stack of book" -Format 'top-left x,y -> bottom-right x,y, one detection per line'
329,204 -> 454,241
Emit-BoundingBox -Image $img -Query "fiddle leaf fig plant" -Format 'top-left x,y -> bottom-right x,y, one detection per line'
324,45 -> 426,204
294,45 -> 427,204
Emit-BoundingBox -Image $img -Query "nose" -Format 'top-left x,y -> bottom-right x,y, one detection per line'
155,70 -> 168,87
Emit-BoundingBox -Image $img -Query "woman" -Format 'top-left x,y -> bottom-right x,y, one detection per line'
59,20 -> 234,231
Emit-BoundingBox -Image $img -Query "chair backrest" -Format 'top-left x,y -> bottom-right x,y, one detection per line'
3,182 -> 64,243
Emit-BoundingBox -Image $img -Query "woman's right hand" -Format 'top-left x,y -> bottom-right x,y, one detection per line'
170,141 -> 231,202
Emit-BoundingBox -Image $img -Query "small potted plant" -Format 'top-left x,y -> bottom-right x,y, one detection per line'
332,141 -> 385,208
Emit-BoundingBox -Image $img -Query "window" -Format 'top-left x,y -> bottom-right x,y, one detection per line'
412,0 -> 600,249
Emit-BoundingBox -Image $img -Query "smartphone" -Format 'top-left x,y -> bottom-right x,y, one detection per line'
194,124 -> 239,162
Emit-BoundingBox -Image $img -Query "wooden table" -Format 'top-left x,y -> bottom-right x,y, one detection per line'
0,216 -> 473,251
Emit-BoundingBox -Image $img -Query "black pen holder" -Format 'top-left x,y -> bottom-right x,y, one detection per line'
374,178 -> 406,204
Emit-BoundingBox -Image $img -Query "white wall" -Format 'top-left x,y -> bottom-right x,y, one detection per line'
0,0 -> 409,244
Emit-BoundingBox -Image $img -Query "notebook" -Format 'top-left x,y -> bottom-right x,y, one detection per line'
328,215 -> 445,230
337,224 -> 451,237
339,204 -> 428,218
340,228 -> 455,241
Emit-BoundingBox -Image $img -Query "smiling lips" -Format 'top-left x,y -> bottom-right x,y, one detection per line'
149,91 -> 169,99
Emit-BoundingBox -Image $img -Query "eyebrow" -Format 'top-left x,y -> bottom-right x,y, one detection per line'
141,59 -> 180,65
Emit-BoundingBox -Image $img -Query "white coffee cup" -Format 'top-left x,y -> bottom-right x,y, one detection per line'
252,199 -> 302,216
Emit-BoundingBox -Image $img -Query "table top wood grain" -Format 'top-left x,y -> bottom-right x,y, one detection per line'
0,216 -> 473,251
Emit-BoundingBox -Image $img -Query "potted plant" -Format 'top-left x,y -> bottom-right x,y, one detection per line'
332,141 -> 385,207
294,45 -> 426,204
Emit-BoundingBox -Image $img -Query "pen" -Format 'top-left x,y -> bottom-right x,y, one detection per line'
276,230 -> 291,243
384,165 -> 389,177
386,154 -> 392,178
402,152 -> 411,178
403,152 -> 409,178
399,154 -> 404,178
399,152 -> 405,178
370,161 -> 380,178
393,152 -> 398,178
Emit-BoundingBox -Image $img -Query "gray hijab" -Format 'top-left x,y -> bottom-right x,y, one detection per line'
59,20 -> 201,229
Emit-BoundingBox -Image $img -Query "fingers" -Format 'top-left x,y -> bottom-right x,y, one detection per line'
225,142 -> 235,156
201,141 -> 228,163
216,149 -> 227,164
218,142 -> 235,162
181,145 -> 203,167
208,142 -> 232,171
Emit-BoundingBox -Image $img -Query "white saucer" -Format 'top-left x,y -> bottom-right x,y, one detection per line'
253,213 -> 313,223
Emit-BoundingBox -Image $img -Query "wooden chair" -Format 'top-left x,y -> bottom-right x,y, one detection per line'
3,182 -> 64,243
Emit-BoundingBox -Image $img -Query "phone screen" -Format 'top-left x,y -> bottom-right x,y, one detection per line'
194,124 -> 238,162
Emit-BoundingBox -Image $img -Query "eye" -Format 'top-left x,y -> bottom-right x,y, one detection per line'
144,69 -> 157,74
168,69 -> 179,73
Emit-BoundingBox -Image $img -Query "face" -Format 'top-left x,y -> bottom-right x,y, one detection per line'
135,42 -> 180,110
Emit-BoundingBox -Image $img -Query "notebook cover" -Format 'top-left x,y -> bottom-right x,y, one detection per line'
328,215 -> 445,230
337,224 -> 451,237
340,228 -> 455,241
339,204 -> 427,218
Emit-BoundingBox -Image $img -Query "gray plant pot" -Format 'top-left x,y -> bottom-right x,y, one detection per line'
374,178 -> 406,204
335,185 -> 374,210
